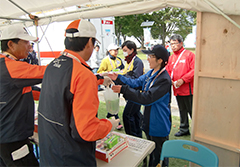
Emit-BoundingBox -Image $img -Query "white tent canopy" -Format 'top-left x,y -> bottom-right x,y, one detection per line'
1,0 -> 240,28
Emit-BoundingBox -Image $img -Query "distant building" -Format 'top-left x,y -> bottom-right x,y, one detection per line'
184,25 -> 196,48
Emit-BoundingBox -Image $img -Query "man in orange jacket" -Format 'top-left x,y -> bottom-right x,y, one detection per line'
0,24 -> 46,166
38,19 -> 119,166
166,34 -> 195,137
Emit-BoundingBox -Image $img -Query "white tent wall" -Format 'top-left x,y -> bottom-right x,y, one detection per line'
1,0 -> 240,166
25,17 -> 115,65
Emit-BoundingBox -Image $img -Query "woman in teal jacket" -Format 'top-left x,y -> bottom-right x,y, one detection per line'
109,45 -> 171,167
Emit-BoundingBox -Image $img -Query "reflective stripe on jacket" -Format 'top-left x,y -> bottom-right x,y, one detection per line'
120,56 -> 144,79
97,56 -> 124,73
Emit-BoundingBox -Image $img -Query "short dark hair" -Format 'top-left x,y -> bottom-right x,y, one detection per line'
105,51 -> 109,56
122,40 -> 137,54
170,34 -> 183,43
1,39 -> 20,52
64,28 -> 95,52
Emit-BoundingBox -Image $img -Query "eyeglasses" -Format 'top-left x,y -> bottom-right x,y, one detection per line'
170,42 -> 179,46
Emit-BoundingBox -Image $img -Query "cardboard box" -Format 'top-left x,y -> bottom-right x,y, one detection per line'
95,133 -> 128,163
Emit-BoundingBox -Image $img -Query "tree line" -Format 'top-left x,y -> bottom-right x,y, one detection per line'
115,7 -> 196,48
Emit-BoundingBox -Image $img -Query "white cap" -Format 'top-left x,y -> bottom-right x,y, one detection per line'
0,24 -> 37,41
107,43 -> 119,51
65,19 -> 100,43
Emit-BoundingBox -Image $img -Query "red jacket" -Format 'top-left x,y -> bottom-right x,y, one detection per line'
166,47 -> 195,96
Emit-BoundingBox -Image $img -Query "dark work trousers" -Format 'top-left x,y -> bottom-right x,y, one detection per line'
123,101 -> 142,138
0,157 -> 6,167
145,134 -> 169,167
176,95 -> 193,133
0,138 -> 39,167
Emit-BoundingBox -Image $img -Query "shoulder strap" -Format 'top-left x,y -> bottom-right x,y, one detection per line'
170,49 -> 186,79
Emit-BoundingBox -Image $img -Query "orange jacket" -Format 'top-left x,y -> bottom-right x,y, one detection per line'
0,54 -> 46,143
38,49 -> 112,166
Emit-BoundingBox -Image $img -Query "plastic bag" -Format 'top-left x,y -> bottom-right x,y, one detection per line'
103,87 -> 119,115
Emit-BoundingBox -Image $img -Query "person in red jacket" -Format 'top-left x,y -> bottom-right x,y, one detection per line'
166,34 -> 195,137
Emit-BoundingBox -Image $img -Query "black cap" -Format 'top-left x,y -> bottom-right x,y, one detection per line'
141,45 -> 169,62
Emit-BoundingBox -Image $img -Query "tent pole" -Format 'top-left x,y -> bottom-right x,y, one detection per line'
100,18 -> 105,60
39,26 -> 56,58
9,0 -> 30,15
39,18 -> 52,42
35,24 -> 41,65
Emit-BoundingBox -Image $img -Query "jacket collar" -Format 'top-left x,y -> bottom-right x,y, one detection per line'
173,47 -> 185,56
109,53 -> 116,60
3,52 -> 18,60
63,49 -> 90,68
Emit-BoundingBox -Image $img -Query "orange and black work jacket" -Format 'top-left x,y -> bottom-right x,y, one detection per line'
0,53 -> 46,143
38,49 -> 112,166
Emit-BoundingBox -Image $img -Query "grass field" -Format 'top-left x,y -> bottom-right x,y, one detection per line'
98,102 -> 192,167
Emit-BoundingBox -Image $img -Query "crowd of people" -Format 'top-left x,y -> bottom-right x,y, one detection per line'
0,19 -> 195,167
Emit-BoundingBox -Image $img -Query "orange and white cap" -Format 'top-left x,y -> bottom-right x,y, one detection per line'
65,19 -> 100,43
